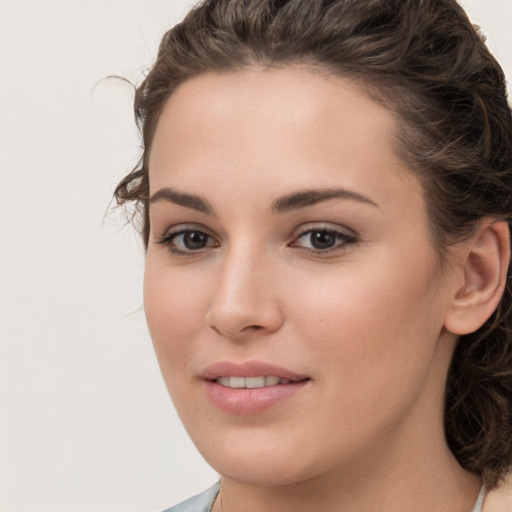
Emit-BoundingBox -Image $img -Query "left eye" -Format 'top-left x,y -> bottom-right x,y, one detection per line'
292,229 -> 356,251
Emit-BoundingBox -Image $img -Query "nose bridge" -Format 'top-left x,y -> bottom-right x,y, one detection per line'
206,238 -> 282,339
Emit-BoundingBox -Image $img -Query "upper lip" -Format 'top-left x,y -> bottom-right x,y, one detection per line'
199,361 -> 309,381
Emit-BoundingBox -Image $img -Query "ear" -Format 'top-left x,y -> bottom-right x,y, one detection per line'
444,220 -> 510,335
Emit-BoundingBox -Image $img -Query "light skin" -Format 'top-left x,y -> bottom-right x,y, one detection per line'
144,67 -> 509,512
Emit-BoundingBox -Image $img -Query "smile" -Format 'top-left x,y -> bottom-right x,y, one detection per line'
199,361 -> 311,414
215,376 -> 294,388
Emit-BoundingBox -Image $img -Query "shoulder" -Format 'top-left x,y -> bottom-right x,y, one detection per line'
161,483 -> 220,512
483,476 -> 512,512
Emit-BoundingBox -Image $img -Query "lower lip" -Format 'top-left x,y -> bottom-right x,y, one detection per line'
203,380 -> 309,415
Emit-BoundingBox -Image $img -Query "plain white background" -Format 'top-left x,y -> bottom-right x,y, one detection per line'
0,1 -> 511,511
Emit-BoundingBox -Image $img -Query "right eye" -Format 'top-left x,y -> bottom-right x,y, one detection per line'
157,228 -> 219,255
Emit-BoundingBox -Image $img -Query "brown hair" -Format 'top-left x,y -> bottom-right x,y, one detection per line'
115,0 -> 512,488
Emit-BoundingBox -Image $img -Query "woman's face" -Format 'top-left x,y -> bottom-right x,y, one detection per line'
145,68 -> 461,486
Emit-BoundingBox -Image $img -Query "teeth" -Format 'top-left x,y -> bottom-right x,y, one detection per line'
230,376 -> 245,388
246,376 -> 265,388
216,376 -> 292,388
265,376 -> 280,386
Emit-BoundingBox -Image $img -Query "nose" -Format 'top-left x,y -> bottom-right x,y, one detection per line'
205,246 -> 284,341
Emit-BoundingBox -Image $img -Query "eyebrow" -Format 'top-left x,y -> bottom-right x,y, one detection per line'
271,188 -> 379,213
149,186 -> 379,215
149,187 -> 216,215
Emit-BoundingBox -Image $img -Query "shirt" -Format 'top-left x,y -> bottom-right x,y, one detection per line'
163,483 -> 220,512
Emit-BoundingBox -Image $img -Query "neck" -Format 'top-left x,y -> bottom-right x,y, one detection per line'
214,418 -> 481,512
216,456 -> 480,512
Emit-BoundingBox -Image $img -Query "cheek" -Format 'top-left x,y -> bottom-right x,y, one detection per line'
143,260 -> 209,377
276,256 -> 448,449
285,250 -> 446,383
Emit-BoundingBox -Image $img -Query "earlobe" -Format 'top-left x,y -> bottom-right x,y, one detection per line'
444,220 -> 510,336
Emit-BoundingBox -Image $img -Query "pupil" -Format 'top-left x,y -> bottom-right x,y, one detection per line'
184,231 -> 207,249
311,231 -> 335,249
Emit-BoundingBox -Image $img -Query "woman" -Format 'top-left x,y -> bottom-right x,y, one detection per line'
115,0 -> 512,510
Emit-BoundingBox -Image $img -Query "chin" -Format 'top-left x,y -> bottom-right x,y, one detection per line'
209,455 -> 313,487
193,431 -> 333,487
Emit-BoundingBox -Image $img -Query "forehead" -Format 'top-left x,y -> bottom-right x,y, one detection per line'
149,67 -> 418,209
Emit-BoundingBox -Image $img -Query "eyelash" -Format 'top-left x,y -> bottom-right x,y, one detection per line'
157,225 -> 219,256
156,225 -> 358,257
291,227 -> 358,255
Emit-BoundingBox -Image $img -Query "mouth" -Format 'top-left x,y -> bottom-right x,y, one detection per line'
214,376 -> 305,388
199,360 -> 309,384
200,361 -> 310,414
